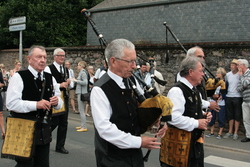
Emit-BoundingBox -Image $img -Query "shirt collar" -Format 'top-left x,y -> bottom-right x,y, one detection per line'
53,61 -> 62,68
179,77 -> 194,90
28,65 -> 43,79
107,69 -> 125,88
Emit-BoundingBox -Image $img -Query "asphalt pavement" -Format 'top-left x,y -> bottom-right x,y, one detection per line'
68,109 -> 250,155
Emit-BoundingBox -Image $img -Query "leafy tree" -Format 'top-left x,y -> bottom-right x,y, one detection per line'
0,0 -> 104,49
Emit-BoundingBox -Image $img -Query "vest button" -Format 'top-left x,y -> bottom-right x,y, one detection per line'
132,124 -> 134,126
122,92 -> 124,95
130,113 -> 132,116
127,101 -> 129,104
195,113 -> 198,115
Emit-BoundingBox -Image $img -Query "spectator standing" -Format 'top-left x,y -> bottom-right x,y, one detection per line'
84,65 -> 95,117
147,57 -> 166,94
223,59 -> 243,140
65,61 -> 79,114
9,59 -> 21,78
93,60 -> 107,83
73,61 -> 88,132
0,71 -> 5,139
0,64 -> 9,110
236,59 -> 250,142
134,61 -> 152,90
206,67 -> 227,139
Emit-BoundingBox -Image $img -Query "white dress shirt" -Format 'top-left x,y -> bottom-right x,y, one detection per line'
176,72 -> 210,109
44,62 -> 72,88
90,70 -> 143,149
68,68 -> 75,89
6,65 -> 62,113
167,77 -> 202,132
94,68 -> 101,79
154,70 -> 166,94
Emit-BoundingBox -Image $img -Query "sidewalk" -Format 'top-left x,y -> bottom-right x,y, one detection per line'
68,110 -> 250,155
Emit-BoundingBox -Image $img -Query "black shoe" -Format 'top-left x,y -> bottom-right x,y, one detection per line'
241,138 -> 250,142
56,147 -> 69,154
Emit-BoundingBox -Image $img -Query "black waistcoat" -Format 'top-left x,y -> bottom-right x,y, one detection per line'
94,73 -> 141,157
49,64 -> 69,92
174,82 -> 204,159
11,70 -> 54,145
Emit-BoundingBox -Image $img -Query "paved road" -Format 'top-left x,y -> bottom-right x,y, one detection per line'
1,111 -> 250,166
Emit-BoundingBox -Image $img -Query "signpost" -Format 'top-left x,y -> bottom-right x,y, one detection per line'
9,16 -> 26,65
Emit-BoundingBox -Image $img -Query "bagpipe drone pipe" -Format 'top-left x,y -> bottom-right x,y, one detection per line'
80,8 -> 173,133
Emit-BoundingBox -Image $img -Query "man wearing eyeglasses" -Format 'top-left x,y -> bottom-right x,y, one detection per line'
236,59 -> 250,142
44,48 -> 71,154
91,39 -> 167,167
134,61 -> 152,90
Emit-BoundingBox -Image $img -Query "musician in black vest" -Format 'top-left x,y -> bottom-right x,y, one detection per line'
6,45 -> 62,167
176,46 -> 220,112
44,48 -> 70,154
163,56 -> 212,167
90,39 -> 167,167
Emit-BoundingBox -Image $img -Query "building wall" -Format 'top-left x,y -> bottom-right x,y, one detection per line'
87,0 -> 250,45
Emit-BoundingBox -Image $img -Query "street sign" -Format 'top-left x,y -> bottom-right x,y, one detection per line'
9,24 -> 26,31
8,16 -> 26,25
8,16 -> 26,65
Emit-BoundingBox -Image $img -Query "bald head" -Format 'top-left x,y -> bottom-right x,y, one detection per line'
187,46 -> 205,63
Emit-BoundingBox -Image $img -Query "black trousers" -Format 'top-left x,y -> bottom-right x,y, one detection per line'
95,149 -> 144,167
51,100 -> 69,150
15,143 -> 50,167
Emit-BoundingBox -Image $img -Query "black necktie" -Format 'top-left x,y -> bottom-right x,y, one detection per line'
123,78 -> 129,89
37,72 -> 41,81
192,87 -> 198,101
60,65 -> 63,74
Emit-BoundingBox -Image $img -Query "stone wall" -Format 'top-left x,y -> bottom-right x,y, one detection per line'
1,42 -> 249,135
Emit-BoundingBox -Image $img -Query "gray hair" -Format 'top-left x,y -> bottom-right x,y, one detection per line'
53,48 -> 65,56
238,59 -> 249,68
65,60 -> 70,64
105,39 -> 135,65
186,46 -> 203,57
28,45 -> 46,57
180,56 -> 203,77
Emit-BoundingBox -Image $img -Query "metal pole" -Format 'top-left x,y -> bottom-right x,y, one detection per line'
19,30 -> 22,65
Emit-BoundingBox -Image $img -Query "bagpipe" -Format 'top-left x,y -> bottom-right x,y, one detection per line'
205,78 -> 226,97
163,22 -> 221,96
81,8 -> 173,161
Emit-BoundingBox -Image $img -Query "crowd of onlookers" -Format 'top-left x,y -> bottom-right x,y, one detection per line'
0,60 -> 22,139
205,58 -> 250,143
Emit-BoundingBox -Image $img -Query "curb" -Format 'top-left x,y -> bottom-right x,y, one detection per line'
204,143 -> 250,155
